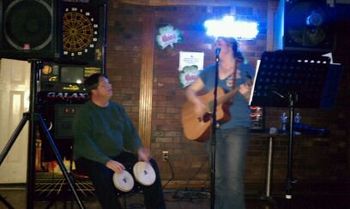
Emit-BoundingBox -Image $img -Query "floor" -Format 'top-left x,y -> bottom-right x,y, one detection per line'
1,183 -> 349,209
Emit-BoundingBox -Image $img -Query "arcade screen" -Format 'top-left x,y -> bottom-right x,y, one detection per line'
60,66 -> 84,84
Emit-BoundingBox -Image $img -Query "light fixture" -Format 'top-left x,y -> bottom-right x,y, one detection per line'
204,15 -> 259,40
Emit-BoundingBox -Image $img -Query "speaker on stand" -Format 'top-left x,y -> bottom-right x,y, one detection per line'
0,0 -> 59,60
283,0 -> 335,52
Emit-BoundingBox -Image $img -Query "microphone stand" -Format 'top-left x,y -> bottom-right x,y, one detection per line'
272,90 -> 298,199
210,48 -> 220,209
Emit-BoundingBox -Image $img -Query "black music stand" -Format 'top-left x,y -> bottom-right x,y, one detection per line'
249,51 -> 342,199
0,60 -> 86,209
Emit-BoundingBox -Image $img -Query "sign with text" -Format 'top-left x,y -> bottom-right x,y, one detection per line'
178,51 -> 204,88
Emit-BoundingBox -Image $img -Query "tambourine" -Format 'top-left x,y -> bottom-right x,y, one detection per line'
112,170 -> 134,192
133,161 -> 156,186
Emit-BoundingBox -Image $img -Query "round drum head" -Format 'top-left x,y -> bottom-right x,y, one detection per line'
112,170 -> 134,192
133,161 -> 156,186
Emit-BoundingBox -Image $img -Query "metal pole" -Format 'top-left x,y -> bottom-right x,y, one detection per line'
265,135 -> 273,198
26,60 -> 40,209
210,48 -> 221,209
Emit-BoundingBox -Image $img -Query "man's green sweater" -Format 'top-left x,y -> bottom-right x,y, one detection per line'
73,101 -> 142,165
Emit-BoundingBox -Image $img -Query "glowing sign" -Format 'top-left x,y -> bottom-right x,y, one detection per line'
156,25 -> 183,49
204,16 -> 259,40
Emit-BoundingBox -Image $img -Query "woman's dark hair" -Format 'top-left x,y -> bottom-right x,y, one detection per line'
220,37 -> 244,62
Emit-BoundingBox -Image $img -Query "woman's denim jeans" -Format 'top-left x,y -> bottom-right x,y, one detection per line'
212,127 -> 250,209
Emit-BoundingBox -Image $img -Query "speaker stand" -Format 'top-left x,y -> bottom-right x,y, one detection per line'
0,60 -> 86,209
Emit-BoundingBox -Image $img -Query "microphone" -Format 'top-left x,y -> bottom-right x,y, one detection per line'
215,48 -> 221,56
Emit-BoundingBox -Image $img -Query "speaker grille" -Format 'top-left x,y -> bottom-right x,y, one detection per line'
4,0 -> 53,50
284,0 -> 334,52
0,0 -> 58,59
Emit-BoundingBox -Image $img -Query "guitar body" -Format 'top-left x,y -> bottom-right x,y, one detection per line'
181,88 -> 230,142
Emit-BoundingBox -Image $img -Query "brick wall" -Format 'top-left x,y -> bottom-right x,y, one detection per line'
106,1 -> 350,192
107,2 -> 143,125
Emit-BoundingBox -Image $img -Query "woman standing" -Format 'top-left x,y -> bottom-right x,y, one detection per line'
185,37 -> 254,209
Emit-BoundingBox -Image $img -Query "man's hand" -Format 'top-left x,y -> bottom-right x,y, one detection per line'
106,160 -> 125,173
138,147 -> 151,162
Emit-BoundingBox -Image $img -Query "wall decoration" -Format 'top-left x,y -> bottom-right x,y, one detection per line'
63,6 -> 98,57
178,51 -> 204,88
156,25 -> 183,49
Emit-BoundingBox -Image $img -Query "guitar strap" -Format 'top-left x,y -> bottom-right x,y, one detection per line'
232,63 -> 237,89
228,62 -> 238,104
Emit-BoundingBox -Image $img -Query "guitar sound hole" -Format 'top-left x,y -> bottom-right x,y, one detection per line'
202,113 -> 212,122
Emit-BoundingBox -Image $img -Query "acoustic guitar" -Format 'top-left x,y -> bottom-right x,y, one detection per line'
181,87 -> 240,142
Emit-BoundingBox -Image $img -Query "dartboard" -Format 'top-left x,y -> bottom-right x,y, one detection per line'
63,7 -> 98,56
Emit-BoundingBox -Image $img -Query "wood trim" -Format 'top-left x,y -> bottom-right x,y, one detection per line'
138,11 -> 155,148
119,0 -> 266,7
161,180 -> 209,189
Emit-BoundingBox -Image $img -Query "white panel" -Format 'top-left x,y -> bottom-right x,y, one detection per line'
0,58 -> 30,183
11,61 -> 27,84
7,92 -> 25,163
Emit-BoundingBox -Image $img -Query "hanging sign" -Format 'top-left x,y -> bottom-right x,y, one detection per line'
178,51 -> 204,88
156,25 -> 182,49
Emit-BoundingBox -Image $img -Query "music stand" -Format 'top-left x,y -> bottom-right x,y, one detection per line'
249,50 -> 342,199
0,60 -> 86,209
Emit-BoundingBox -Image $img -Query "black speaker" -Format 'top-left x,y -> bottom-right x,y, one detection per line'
0,0 -> 59,59
0,0 -> 106,65
284,0 -> 334,52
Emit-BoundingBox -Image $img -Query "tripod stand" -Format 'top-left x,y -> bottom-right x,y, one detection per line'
0,60 -> 85,209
